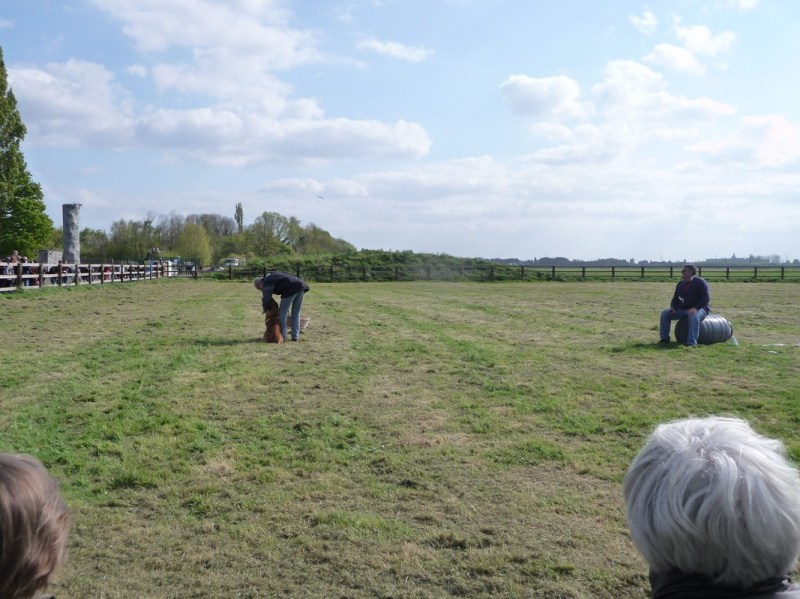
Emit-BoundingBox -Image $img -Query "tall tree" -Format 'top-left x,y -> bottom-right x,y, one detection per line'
234,202 -> 244,233
108,218 -> 152,261
176,223 -> 212,266
0,47 -> 53,258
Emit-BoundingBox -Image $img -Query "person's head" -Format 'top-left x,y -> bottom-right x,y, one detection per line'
681,264 -> 697,280
0,454 -> 70,599
254,277 -> 264,290
624,416 -> 800,588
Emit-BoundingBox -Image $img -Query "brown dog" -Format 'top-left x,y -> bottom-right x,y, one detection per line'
263,298 -> 283,344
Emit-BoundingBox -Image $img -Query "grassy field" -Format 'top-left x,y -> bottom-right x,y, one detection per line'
1,279 -> 798,598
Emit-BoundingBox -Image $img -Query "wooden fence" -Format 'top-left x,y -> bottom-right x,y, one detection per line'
226,264 -> 800,283
4,262 -> 798,292
0,262 -> 197,293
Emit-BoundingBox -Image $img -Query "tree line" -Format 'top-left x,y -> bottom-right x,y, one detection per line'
61,209 -> 355,265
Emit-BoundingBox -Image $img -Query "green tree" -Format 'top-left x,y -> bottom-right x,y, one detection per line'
0,47 -> 53,258
154,211 -> 185,253
234,202 -> 244,233
177,223 -> 212,266
297,223 -> 356,255
247,211 -> 292,257
108,219 -> 153,261
80,228 -> 110,262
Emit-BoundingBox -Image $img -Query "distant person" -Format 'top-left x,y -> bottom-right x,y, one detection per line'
3,250 -> 20,276
0,453 -> 70,599
254,271 -> 309,341
624,416 -> 800,598
658,264 -> 710,346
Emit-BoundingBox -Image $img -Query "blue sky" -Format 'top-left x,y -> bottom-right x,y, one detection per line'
2,0 -> 798,261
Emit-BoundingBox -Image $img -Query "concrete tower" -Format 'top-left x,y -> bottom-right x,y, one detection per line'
62,203 -> 81,264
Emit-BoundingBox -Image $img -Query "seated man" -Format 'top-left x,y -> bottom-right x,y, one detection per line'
624,417 -> 800,598
659,264 -> 710,347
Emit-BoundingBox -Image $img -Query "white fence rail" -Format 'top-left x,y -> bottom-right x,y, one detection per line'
0,262 -> 196,292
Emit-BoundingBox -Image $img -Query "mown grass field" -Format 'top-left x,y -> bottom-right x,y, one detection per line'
1,279 -> 798,598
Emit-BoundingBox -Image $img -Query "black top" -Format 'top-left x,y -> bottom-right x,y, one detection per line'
260,271 -> 309,310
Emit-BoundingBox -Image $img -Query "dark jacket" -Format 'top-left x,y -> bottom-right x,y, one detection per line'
670,276 -> 710,313
260,271 -> 309,310
650,571 -> 800,598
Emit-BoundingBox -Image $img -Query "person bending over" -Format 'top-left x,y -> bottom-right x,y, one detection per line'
659,264 -> 710,347
0,453 -> 70,599
624,416 -> 800,598
254,271 -> 309,342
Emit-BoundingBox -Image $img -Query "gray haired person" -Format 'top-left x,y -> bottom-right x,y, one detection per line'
624,416 -> 800,598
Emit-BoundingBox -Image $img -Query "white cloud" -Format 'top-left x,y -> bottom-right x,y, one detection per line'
500,74 -> 588,119
0,18 -> 13,28
629,11 -> 657,35
644,43 -> 706,74
726,0 -> 759,8
127,64 -> 148,77
674,20 -> 736,56
592,60 -> 735,123
8,60 -> 135,146
690,115 -> 800,168
88,0 -> 300,56
356,38 -> 432,62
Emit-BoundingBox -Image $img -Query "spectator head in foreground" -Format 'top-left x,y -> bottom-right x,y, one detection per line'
0,453 -> 70,599
624,416 -> 800,598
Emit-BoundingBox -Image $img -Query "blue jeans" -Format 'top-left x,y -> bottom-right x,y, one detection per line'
660,308 -> 707,346
278,291 -> 304,341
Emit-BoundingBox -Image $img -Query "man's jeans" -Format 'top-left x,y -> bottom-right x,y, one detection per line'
278,291 -> 305,341
660,308 -> 708,346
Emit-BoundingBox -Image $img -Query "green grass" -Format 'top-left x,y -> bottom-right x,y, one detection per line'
1,279 -> 798,598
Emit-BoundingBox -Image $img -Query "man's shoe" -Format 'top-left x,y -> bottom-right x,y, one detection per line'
658,339 -> 670,344
683,343 -> 697,348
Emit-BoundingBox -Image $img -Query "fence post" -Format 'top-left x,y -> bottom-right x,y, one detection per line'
612,266 -> 615,279
362,266 -> 367,281
582,266 -> 586,278
782,266 -> 785,280
641,266 -> 645,278
14,262 -> 22,290
551,266 -> 556,279
669,266 -> 673,277
754,266 -> 758,279
329,265 -> 334,283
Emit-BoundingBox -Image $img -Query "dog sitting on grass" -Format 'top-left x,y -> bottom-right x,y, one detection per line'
263,298 -> 283,344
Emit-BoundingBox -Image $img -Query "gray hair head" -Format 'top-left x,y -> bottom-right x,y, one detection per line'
254,277 -> 263,289
624,416 -> 800,587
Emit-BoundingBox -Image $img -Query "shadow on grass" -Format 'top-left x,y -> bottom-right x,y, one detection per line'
610,342 -> 685,353
193,336 -> 266,346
